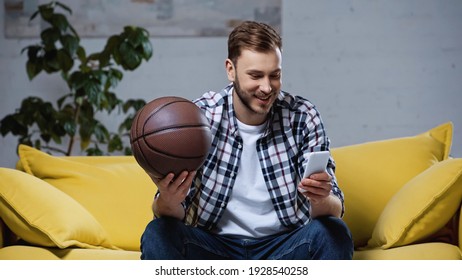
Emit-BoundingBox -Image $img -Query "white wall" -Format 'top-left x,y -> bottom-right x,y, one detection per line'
1,0 -> 461,168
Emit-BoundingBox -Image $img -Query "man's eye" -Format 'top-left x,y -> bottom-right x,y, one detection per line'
271,74 -> 280,79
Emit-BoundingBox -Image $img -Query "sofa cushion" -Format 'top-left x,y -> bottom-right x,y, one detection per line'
0,245 -> 141,260
367,158 -> 462,249
354,242 -> 462,260
331,122 -> 453,247
17,145 -> 157,251
0,168 -> 115,249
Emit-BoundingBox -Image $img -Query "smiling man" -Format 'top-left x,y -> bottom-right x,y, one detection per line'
140,21 -> 353,260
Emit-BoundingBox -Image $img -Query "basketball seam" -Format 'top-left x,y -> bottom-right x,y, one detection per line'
130,99 -> 192,144
133,137 -> 163,177
141,136 -> 208,160
131,124 -> 210,143
144,100 -> 192,127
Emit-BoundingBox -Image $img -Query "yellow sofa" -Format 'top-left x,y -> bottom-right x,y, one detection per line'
0,122 -> 461,260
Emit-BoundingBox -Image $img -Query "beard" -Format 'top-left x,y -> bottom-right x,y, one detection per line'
233,76 -> 275,117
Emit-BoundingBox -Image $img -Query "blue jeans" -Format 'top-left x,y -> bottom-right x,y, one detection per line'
140,216 -> 353,260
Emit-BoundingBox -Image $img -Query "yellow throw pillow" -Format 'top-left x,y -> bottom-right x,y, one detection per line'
18,145 -> 157,251
366,158 -> 462,249
0,168 -> 115,249
331,122 -> 453,247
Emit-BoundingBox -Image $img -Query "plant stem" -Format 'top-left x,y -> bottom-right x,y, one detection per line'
43,145 -> 68,155
66,102 -> 81,156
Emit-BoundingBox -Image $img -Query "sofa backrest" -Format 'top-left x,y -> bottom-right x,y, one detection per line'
331,122 -> 453,247
14,145 -> 157,251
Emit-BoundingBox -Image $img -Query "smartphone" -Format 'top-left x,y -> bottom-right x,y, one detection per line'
302,151 -> 330,178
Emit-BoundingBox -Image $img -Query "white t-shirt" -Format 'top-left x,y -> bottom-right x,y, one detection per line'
214,119 -> 288,238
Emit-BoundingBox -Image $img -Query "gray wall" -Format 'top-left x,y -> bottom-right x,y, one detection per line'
1,0 -> 461,168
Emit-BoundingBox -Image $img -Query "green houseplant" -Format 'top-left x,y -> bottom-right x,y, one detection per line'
0,1 -> 152,156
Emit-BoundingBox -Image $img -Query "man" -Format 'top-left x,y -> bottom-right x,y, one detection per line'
141,21 -> 353,260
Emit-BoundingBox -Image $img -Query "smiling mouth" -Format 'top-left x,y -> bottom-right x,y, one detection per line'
256,95 -> 271,101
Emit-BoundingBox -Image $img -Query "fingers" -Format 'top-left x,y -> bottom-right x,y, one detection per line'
149,172 -> 174,188
298,171 -> 332,199
303,178 -> 332,190
298,184 -> 331,197
152,171 -> 196,194
301,172 -> 332,187
307,172 -> 332,182
179,171 -> 196,196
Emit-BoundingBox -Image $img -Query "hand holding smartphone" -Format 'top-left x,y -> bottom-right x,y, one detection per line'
299,151 -> 331,195
302,151 -> 330,178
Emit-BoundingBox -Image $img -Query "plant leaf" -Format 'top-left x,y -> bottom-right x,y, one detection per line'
57,49 -> 74,72
55,1 -> 73,15
108,134 -> 123,152
123,98 -> 146,112
38,4 -> 54,21
69,71 -> 87,90
60,34 -> 80,56
63,120 -> 76,136
42,49 -> 60,72
40,28 -> 60,44
119,42 -> 141,70
141,38 -> 153,60
76,46 -> 86,63
84,79 -> 103,107
57,93 -> 72,109
118,116 -> 134,133
86,146 -> 103,156
51,13 -> 69,32
94,123 -> 110,142
29,10 -> 40,21
79,122 -> 93,150
26,60 -> 42,80
0,114 -> 28,136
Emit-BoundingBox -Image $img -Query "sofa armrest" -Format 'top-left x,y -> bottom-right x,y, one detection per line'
0,217 -> 18,249
459,204 -> 462,252
0,218 -> 4,248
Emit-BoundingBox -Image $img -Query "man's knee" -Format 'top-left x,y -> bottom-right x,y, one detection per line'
143,217 -> 185,242
140,217 -> 184,259
318,216 -> 351,236
310,216 -> 354,259
147,216 -> 182,231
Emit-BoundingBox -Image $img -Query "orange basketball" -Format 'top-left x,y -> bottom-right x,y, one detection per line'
130,96 -> 212,179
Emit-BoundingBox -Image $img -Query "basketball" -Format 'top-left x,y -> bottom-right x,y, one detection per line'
130,96 -> 212,179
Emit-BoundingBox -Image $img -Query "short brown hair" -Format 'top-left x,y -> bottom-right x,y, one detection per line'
227,21 -> 282,65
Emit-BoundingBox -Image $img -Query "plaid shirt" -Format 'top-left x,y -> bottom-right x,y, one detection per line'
185,84 -> 344,231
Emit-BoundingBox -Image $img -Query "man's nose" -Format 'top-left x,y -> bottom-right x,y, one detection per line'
260,78 -> 272,93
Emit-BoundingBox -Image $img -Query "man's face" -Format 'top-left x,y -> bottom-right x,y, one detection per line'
226,48 -> 282,125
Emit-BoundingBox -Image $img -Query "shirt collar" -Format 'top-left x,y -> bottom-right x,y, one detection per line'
224,84 -> 279,139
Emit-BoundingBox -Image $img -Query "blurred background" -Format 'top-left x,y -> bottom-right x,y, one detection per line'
0,0 -> 461,167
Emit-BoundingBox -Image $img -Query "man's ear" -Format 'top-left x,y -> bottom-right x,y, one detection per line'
225,59 -> 235,82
